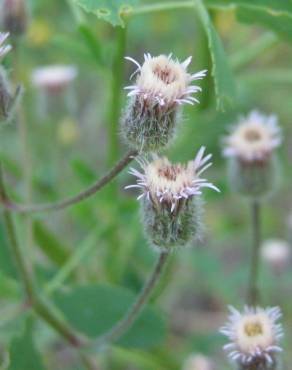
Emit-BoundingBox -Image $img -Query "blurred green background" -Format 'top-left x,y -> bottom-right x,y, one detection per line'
0,0 -> 292,369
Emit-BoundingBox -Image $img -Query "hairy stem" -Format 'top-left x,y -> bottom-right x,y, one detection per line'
1,149 -> 138,214
0,164 -> 86,347
247,201 -> 261,306
94,251 -> 170,348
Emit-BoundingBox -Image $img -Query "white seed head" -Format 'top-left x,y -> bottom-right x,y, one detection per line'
125,53 -> 206,107
220,306 -> 284,368
126,146 -> 219,213
31,65 -> 78,92
223,110 -> 282,163
182,354 -> 214,370
0,32 -> 12,60
261,239 -> 291,271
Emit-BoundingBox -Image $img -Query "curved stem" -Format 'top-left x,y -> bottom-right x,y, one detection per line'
1,149 -> 138,214
0,163 -> 85,346
94,251 -> 169,348
247,201 -> 261,306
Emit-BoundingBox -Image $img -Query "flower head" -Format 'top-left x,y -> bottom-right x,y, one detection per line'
122,53 -> 207,152
126,147 -> 219,250
31,65 -> 78,93
183,354 -> 214,370
220,306 -> 283,368
0,32 -> 12,60
126,146 -> 219,213
125,53 -> 206,107
1,0 -> 28,36
223,110 -> 281,163
261,239 -> 291,272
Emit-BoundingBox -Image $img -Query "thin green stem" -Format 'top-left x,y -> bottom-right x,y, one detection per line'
230,32 -> 278,71
94,251 -> 170,348
247,201 -> 261,306
0,164 -> 86,347
107,27 -> 127,166
44,229 -> 105,296
1,149 -> 138,213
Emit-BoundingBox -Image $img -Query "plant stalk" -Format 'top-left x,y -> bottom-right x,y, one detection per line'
247,200 -> 261,306
1,149 -> 138,213
94,251 -> 170,348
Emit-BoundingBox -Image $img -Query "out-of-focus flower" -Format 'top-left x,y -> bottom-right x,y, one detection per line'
31,65 -> 78,94
57,117 -> 79,146
1,0 -> 28,36
126,147 -> 219,250
220,305 -> 283,369
223,111 -> 281,162
122,53 -> 207,152
223,110 -> 282,200
27,19 -> 52,46
183,354 -> 214,370
261,239 -> 291,272
0,32 -> 12,60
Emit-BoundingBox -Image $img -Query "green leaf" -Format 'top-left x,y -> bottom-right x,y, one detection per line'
8,320 -> 45,370
74,0 -> 139,27
33,221 -> 71,267
54,284 -> 167,348
237,6 -> 292,42
205,0 -> 292,16
195,0 -> 236,110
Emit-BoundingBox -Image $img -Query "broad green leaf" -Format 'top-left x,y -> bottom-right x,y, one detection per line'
205,0 -> 292,16
195,0 -> 236,110
33,221 -> 71,267
8,321 -> 45,370
74,0 -> 139,27
237,6 -> 292,42
54,284 -> 167,348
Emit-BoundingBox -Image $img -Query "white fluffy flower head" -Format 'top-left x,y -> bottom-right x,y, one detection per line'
0,32 -> 12,59
125,53 -> 207,107
183,354 -> 214,370
126,146 -> 219,213
31,65 -> 78,92
261,239 -> 291,270
223,111 -> 282,162
220,306 -> 283,367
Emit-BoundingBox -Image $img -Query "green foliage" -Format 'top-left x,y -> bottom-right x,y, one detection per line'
8,320 -> 45,370
237,7 -> 292,42
54,284 -> 167,348
74,0 -> 139,26
195,0 -> 236,111
33,221 -> 71,267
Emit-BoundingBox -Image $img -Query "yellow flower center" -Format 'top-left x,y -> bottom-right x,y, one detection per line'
244,321 -> 263,337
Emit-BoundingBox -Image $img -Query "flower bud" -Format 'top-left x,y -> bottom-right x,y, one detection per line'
183,354 -> 214,370
220,305 -> 284,370
223,110 -> 282,200
261,239 -> 291,273
1,0 -> 28,36
126,147 -> 219,251
122,53 -> 207,152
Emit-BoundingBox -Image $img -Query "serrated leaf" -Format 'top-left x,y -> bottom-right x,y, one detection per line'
237,6 -> 292,42
74,0 -> 139,27
206,0 -> 292,17
8,320 -> 46,370
54,284 -> 167,349
195,0 -> 236,110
